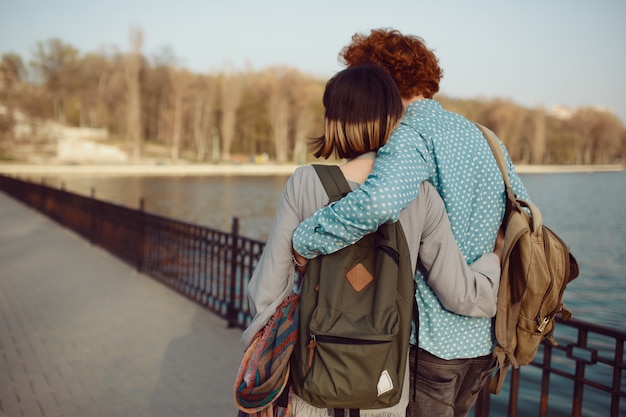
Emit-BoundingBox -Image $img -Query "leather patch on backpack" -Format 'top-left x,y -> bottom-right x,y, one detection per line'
346,263 -> 373,292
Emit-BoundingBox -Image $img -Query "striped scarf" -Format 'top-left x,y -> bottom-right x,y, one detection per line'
234,292 -> 299,417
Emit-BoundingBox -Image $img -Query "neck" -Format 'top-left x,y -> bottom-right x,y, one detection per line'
402,95 -> 424,107
340,152 -> 376,184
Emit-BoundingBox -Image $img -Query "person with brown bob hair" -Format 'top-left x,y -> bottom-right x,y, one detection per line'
309,63 -> 405,160
239,64 -> 503,416
293,29 -> 531,417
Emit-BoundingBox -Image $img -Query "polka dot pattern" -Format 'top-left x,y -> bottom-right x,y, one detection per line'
293,99 -> 530,359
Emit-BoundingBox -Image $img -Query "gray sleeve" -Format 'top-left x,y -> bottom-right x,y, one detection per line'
240,174 -> 301,348
241,167 -> 329,347
412,183 -> 500,318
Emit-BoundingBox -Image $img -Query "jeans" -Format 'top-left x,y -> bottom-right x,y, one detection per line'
406,346 -> 495,417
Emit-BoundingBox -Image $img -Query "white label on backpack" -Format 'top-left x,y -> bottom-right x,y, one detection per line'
377,370 -> 394,396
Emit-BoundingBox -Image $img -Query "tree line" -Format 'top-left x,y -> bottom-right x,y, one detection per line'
1,32 -> 625,165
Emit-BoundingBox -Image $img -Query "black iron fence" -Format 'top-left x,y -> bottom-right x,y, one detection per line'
0,174 -> 260,328
0,174 -> 624,416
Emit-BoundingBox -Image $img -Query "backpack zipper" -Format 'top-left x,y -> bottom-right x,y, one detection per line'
535,285 -> 555,333
535,231 -> 571,333
307,333 -> 388,368
312,333 -> 389,345
307,335 -> 317,368
536,316 -> 551,333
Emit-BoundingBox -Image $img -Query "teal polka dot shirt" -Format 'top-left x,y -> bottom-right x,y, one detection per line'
293,99 -> 530,359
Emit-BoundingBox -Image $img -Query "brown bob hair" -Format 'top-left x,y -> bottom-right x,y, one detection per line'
310,64 -> 404,160
340,28 -> 443,100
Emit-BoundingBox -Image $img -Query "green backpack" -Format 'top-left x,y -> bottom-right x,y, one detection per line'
290,164 -> 416,411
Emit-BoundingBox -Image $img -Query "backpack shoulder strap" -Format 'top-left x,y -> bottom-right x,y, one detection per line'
312,164 -> 351,202
475,122 -> 542,230
474,123 -> 523,211
474,123 -> 511,187
475,123 -> 516,394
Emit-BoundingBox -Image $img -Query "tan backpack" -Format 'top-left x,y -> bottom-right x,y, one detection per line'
476,123 -> 580,394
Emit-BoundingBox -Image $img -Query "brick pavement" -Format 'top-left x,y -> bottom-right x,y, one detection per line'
0,192 -> 245,417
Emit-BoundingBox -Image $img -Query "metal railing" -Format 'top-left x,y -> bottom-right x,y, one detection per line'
474,318 -> 625,417
1,174 -> 624,416
0,174 -> 260,328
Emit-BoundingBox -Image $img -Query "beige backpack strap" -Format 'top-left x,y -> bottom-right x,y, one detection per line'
476,122 -> 525,395
474,123 -> 519,206
475,123 -> 509,183
488,350 -> 509,394
489,346 -> 521,394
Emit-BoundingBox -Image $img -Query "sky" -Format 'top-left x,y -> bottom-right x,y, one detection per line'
2,0 -> 625,124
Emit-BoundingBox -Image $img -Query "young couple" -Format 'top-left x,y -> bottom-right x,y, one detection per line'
239,28 -> 530,417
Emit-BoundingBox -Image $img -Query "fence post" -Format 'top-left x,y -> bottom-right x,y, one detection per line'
227,217 -> 240,328
509,368 -> 520,417
90,188 -> 96,243
40,178 -> 46,213
474,380 -> 491,417
138,197 -> 145,272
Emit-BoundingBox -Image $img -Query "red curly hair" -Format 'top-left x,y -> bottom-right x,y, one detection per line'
339,28 -> 443,100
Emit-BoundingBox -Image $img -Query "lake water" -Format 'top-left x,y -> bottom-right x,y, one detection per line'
33,170 -> 626,330
23,169 -> 626,416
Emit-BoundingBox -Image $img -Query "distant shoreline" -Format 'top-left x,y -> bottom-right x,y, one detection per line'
0,162 -> 624,176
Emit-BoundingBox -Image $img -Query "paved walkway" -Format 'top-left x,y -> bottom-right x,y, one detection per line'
0,192 -> 245,417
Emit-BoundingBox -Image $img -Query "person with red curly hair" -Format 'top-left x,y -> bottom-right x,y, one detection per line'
293,28 -> 531,417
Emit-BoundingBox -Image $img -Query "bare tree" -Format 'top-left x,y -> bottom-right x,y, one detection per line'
292,109 -> 313,164
579,109 -> 625,164
479,99 -> 528,163
261,67 -> 324,164
0,53 -> 25,97
267,76 -> 290,163
529,109 -> 547,164
572,108 -> 606,164
90,47 -> 122,130
192,75 -> 216,161
142,63 -> 170,147
30,39 -> 79,123
218,66 -> 243,161
544,117 -> 581,164
168,68 -> 189,161
211,127 -> 220,163
96,52 -> 128,137
0,53 -> 26,141
124,27 -> 143,160
291,77 -> 324,164
171,88 -> 183,160
65,52 -> 113,128
617,128 -> 626,165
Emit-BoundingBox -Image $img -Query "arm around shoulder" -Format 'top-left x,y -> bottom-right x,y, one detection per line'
292,125 -> 431,259
416,183 -> 500,318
